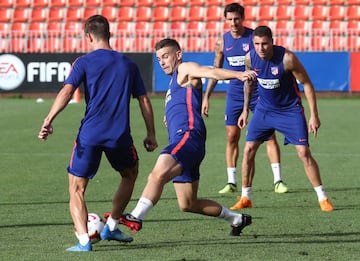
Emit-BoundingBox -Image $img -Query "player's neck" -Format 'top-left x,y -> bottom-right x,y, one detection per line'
88,38 -> 111,50
230,27 -> 245,39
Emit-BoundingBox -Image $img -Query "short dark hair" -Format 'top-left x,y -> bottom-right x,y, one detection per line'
155,38 -> 181,51
84,15 -> 110,40
253,25 -> 273,39
224,3 -> 245,18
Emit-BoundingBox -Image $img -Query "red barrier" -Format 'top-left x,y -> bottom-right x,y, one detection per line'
350,52 -> 360,92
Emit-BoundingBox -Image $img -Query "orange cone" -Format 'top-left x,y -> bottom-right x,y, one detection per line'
70,88 -> 81,104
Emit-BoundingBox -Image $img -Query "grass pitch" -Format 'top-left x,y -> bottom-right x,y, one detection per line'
0,96 -> 359,261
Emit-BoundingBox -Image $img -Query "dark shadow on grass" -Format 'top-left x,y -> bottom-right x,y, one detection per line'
0,216 -> 234,229
0,197 -> 180,206
0,201 -> 70,206
0,222 -> 73,229
93,231 -> 360,252
0,215 -> 254,229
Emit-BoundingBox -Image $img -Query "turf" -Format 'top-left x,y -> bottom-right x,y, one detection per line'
0,96 -> 359,261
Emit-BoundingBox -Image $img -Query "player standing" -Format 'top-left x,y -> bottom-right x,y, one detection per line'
232,25 -> 334,212
202,3 -> 289,198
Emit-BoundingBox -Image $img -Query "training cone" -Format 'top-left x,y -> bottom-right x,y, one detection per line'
69,88 -> 81,104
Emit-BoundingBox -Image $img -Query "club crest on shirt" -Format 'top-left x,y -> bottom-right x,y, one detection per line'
242,43 -> 250,52
271,66 -> 279,75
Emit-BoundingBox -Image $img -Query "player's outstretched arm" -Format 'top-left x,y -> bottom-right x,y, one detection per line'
179,62 -> 256,84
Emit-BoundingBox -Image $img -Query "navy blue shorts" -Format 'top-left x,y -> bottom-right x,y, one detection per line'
160,131 -> 205,183
67,140 -> 139,179
225,93 -> 257,126
247,107 -> 309,146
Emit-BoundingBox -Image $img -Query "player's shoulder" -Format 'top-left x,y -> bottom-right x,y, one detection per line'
180,61 -> 199,67
273,45 -> 289,59
244,27 -> 254,33
281,47 -> 302,71
114,52 -> 140,69
282,47 -> 296,61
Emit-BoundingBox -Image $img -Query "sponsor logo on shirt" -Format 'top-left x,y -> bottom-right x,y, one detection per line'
257,78 -> 280,89
227,56 -> 245,67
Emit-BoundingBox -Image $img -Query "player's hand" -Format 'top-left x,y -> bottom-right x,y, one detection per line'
238,71 -> 257,81
237,110 -> 249,129
143,135 -> 158,152
201,98 -> 210,117
308,116 -> 321,137
38,120 -> 53,140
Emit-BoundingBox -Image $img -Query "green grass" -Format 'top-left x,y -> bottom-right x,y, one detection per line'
0,96 -> 359,261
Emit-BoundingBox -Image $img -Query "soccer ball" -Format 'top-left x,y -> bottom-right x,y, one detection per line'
75,213 -> 105,244
87,213 -> 105,243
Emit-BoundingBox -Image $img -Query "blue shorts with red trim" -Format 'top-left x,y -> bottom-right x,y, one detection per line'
247,107 -> 309,146
67,140 -> 139,179
160,130 -> 205,183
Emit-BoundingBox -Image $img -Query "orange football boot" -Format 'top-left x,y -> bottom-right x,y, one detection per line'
230,196 -> 252,210
319,198 -> 334,212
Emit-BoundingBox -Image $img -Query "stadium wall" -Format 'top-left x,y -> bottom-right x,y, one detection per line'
1,52 -> 359,95
154,52 -> 354,93
0,53 -> 153,94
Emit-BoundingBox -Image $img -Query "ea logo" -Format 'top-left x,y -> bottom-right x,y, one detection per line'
0,54 -> 26,91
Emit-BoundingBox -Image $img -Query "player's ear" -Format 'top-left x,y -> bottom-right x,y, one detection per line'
176,50 -> 182,61
86,32 -> 94,43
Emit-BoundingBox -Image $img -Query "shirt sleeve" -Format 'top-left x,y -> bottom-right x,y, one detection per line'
131,63 -> 147,98
64,56 -> 85,88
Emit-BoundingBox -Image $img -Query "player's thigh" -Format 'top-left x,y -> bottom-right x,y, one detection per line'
151,154 -> 183,183
225,98 -> 243,126
105,144 -> 139,174
275,111 -> 308,145
247,110 -> 274,142
166,132 -> 205,183
68,143 -> 102,179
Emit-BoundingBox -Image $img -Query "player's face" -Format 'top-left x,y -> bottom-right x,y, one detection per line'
156,46 -> 182,75
253,35 -> 274,60
224,12 -> 244,33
